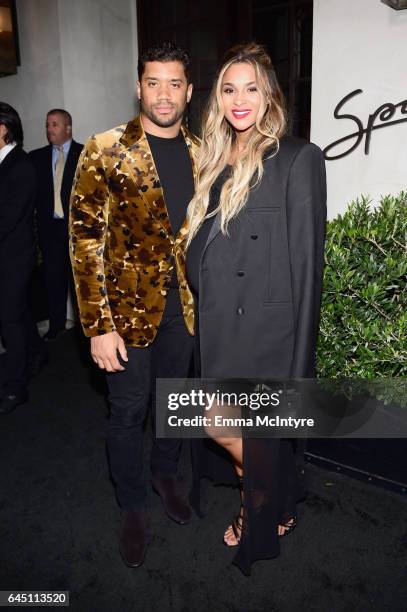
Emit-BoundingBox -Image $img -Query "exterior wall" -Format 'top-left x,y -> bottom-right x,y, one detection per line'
311,0 -> 407,218
1,0 -> 138,150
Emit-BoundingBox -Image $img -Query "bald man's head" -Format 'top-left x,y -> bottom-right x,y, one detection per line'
46,109 -> 72,146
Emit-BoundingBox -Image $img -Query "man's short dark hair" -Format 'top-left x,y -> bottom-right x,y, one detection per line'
47,108 -> 72,126
0,102 -> 23,146
138,41 -> 190,82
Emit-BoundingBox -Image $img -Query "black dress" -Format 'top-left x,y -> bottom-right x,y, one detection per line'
186,168 -> 304,576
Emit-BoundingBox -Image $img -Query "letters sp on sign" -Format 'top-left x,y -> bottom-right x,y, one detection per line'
323,89 -> 407,160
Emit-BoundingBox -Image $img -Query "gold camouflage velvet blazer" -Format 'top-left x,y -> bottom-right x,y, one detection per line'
69,115 -> 198,346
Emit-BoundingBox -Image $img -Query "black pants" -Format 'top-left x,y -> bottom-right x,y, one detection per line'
106,314 -> 194,510
0,259 -> 39,392
41,220 -> 69,332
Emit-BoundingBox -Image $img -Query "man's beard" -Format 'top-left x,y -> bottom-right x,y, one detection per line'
140,98 -> 186,128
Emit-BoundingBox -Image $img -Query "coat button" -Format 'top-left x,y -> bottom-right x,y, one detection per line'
237,307 -> 244,315
237,270 -> 245,277
251,234 -> 258,240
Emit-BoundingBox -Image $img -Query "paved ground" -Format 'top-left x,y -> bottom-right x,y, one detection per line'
1,329 -> 406,612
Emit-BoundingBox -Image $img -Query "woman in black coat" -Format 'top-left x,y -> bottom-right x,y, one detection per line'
185,43 -> 326,575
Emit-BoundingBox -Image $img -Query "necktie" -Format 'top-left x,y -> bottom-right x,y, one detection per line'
54,146 -> 65,218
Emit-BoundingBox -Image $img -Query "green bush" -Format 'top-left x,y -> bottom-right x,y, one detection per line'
317,192 -> 407,379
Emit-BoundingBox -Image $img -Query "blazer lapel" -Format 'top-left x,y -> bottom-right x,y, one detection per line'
46,144 -> 54,190
63,140 -> 79,181
0,146 -> 19,183
42,145 -> 54,217
61,140 -> 79,207
174,126 -> 199,247
182,126 -> 198,185
119,116 -> 172,237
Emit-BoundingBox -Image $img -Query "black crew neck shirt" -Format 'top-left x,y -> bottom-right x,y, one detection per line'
146,131 -> 194,316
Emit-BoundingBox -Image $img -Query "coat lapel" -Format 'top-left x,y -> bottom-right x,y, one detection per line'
119,116 -> 199,242
61,140 -> 79,209
182,126 -> 198,185
0,146 -> 19,182
174,126 -> 199,246
63,140 -> 79,185
119,116 -> 172,237
46,144 -> 54,191
202,211 -> 222,256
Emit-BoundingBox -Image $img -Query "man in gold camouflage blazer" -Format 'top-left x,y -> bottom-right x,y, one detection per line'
70,42 -> 198,568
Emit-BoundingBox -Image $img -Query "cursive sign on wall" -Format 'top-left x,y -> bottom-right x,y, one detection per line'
323,89 -> 407,160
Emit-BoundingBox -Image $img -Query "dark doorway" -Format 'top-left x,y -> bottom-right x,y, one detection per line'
137,0 -> 313,137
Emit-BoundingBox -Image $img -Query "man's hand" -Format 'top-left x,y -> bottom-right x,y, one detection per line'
90,331 -> 128,372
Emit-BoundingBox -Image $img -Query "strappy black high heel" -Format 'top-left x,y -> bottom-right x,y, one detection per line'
279,516 -> 297,537
223,475 -> 244,547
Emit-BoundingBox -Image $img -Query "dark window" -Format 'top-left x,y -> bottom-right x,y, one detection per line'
137,0 -> 313,138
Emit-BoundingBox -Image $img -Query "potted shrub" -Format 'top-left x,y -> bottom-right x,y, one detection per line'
307,192 -> 407,490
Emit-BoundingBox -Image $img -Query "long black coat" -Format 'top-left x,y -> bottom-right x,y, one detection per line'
198,137 -> 327,379
29,140 -> 83,249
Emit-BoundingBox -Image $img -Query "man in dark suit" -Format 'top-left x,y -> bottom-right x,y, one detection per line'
0,103 -> 39,414
30,109 -> 83,340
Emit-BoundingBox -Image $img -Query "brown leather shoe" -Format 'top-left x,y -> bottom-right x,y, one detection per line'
152,474 -> 192,525
119,510 -> 147,568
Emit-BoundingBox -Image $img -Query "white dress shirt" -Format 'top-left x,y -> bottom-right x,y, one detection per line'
0,142 -> 17,164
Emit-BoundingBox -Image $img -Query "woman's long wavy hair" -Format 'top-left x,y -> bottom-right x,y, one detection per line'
186,42 -> 287,246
